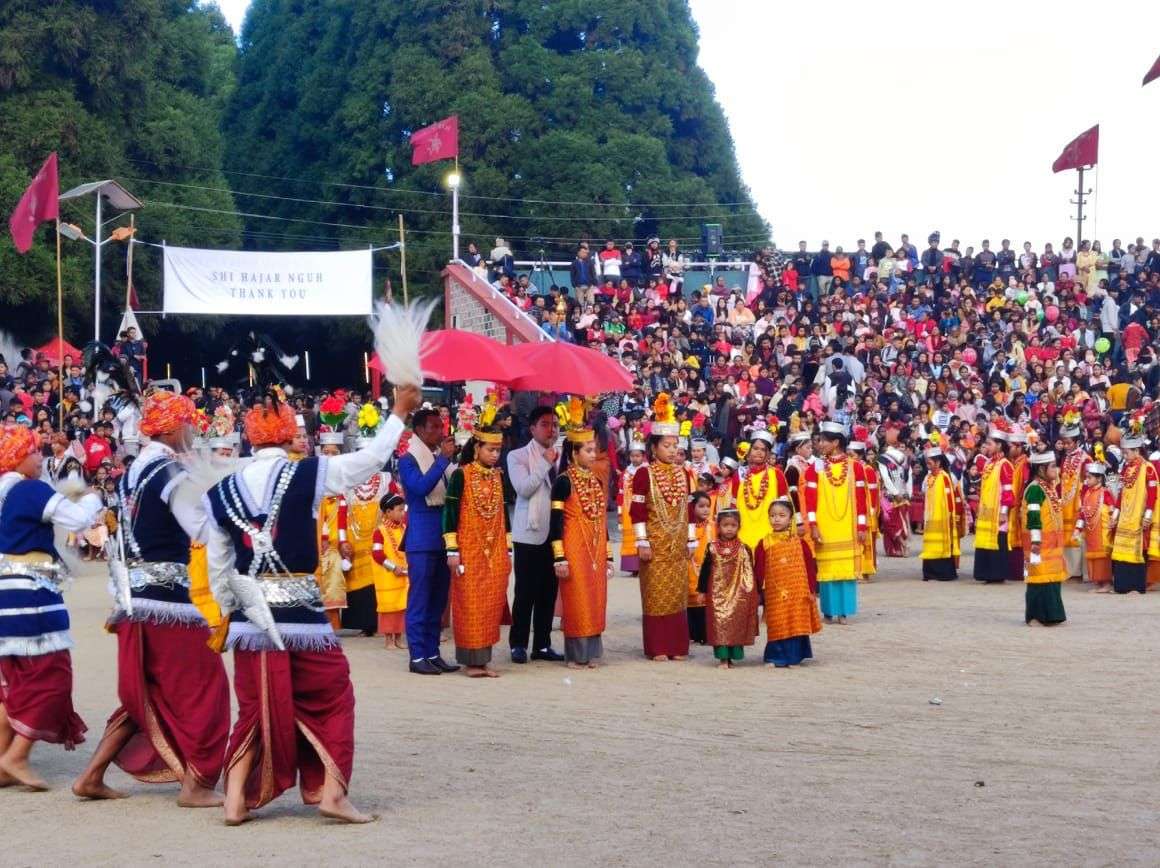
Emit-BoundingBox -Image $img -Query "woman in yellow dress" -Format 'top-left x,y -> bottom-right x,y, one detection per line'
372,493 -> 408,649
921,445 -> 962,581
802,421 -> 867,623
1022,451 -> 1067,625
549,404 -> 612,669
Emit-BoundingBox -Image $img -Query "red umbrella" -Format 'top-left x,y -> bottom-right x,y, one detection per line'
36,337 -> 82,365
370,330 -> 533,383
505,341 -> 633,395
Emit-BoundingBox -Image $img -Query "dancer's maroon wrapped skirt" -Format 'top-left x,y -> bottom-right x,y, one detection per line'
0,651 -> 87,748
104,620 -> 230,788
226,647 -> 355,808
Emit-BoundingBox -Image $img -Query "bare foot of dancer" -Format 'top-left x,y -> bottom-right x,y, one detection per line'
672,655 -> 688,661
71,776 -> 129,800
566,661 -> 585,670
650,655 -> 669,662
319,793 -> 378,824
223,795 -> 254,826
177,781 -> 224,808
716,661 -> 729,669
586,662 -> 599,669
0,755 -> 48,791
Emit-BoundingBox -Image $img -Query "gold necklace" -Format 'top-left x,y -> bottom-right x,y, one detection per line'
467,462 -> 502,522
742,467 -> 770,510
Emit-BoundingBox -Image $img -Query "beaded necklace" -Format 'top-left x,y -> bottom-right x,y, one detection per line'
1121,456 -> 1143,490
651,461 -> 689,507
742,465 -> 770,511
467,461 -> 503,522
648,461 -> 688,534
352,472 -> 382,503
218,460 -> 298,579
568,466 -> 606,522
820,454 -> 852,523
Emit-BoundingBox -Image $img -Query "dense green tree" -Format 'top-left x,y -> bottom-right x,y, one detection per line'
0,0 -> 241,346
223,0 -> 769,298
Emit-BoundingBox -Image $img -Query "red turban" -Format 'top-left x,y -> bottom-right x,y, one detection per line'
0,423 -> 40,473
139,391 -> 197,437
244,403 -> 297,448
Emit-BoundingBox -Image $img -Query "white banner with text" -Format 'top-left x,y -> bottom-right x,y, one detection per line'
162,246 -> 372,316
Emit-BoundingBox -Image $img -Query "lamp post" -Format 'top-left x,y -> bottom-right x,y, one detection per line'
446,169 -> 461,261
58,181 -> 142,342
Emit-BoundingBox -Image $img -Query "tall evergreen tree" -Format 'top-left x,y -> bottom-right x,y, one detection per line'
0,0 -> 241,344
224,0 -> 769,296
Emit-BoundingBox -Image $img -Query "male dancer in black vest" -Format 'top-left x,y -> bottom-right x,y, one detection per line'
74,389 -> 230,806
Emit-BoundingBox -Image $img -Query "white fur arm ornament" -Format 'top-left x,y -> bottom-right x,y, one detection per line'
371,298 -> 438,388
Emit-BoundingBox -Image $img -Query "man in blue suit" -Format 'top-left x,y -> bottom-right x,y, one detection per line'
398,408 -> 459,675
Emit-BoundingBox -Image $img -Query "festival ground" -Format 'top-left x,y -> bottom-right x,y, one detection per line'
5,541 -> 1160,866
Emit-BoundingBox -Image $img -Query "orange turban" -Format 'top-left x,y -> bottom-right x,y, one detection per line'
0,423 -> 40,473
244,403 -> 297,448
139,390 -> 197,437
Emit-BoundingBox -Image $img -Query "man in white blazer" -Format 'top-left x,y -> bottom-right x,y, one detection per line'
506,406 -> 565,663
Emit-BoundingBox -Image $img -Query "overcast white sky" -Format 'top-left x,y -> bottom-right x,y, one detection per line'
214,0 -> 1160,251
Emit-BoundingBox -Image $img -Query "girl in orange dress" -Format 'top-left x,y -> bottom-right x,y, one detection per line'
755,499 -> 821,667
549,405 -> 612,669
1074,462 -> 1115,591
443,425 -> 511,678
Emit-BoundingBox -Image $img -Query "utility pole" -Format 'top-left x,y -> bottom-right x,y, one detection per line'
1070,166 -> 1092,247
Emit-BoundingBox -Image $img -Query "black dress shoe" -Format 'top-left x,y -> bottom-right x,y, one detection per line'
510,647 -> 528,664
409,659 -> 442,675
430,656 -> 460,673
531,647 -> 565,662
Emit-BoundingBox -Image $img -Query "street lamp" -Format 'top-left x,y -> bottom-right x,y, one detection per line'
446,170 -> 462,261
58,180 -> 142,342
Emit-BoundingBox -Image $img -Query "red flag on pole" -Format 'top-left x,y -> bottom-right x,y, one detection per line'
410,115 -> 459,165
1144,53 -> 1160,86
1051,125 -> 1099,173
8,153 -> 59,253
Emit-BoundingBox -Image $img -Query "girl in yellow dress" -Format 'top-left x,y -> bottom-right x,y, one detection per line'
372,493 -> 408,649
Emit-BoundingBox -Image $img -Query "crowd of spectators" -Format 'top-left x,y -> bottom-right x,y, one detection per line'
5,230 -> 1160,536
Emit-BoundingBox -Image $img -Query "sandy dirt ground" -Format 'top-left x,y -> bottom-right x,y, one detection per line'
4,539 -> 1160,867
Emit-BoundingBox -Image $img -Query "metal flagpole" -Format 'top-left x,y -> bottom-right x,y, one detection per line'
56,219 -> 65,429
449,156 -> 461,261
398,214 -> 409,305
94,193 -> 102,341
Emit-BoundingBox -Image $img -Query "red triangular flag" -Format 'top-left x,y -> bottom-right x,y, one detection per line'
410,115 -> 459,166
8,153 -> 59,253
1145,53 -> 1160,86
1051,125 -> 1099,173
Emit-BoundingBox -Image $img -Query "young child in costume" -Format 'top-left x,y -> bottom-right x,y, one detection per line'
686,491 -> 714,645
755,498 -> 821,667
372,493 -> 408,649
696,509 -> 759,668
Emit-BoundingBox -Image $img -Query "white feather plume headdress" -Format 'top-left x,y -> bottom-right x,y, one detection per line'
370,298 -> 438,388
